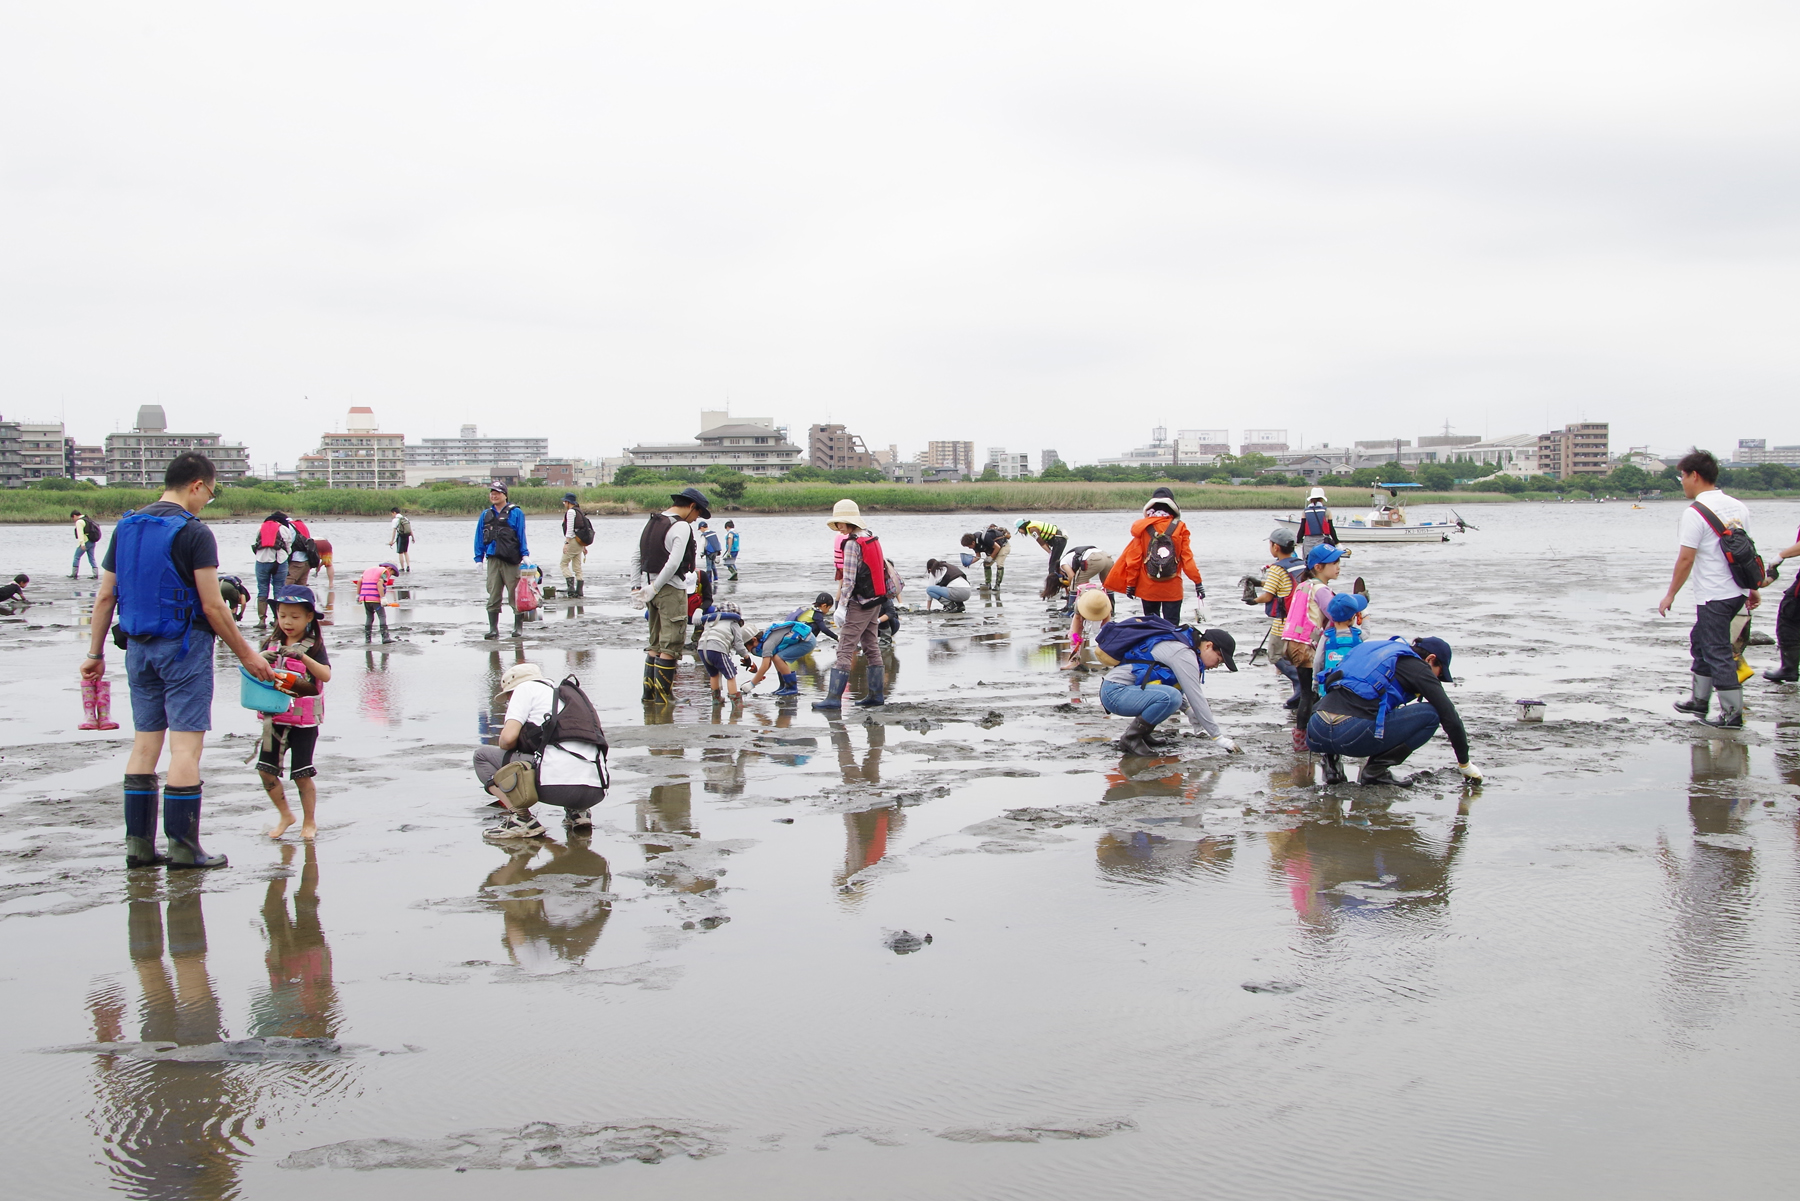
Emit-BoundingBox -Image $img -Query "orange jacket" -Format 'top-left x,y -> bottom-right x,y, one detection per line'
1104,513 -> 1201,602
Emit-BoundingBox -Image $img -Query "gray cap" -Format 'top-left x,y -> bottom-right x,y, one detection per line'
1268,526 -> 1297,548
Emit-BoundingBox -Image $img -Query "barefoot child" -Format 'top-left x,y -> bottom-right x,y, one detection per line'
258,585 -> 331,839
696,603 -> 752,701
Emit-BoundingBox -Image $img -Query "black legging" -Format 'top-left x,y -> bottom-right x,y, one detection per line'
1140,599 -> 1182,623
1295,666 -> 1316,729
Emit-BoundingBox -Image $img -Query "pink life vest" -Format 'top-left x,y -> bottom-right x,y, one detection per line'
1282,579 -> 1330,645
357,565 -> 389,603
270,650 -> 323,727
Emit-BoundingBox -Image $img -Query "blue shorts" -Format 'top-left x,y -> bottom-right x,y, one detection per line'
700,649 -> 738,679
769,634 -> 815,662
125,631 -> 216,733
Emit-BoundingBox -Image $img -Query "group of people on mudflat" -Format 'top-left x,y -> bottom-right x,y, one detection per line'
69,446 -> 1800,861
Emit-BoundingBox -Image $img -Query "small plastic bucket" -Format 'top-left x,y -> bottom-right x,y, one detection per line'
240,667 -> 293,715
1515,699 -> 1545,723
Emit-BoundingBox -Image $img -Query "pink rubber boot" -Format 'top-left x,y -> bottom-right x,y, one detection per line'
79,678 -> 100,730
83,679 -> 120,731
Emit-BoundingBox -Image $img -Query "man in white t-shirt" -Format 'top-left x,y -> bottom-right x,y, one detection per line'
1659,450 -> 1760,728
473,663 -> 610,838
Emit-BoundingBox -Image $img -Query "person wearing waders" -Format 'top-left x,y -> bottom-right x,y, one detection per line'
80,451 -> 276,869
560,492 -> 592,597
631,487 -> 709,703
960,524 -> 1011,591
1306,636 -> 1483,787
473,483 -> 529,640
1661,450 -> 1760,728
1096,618 -> 1241,756
1103,488 -> 1202,623
1761,526 -> 1800,683
1297,487 -> 1338,554
817,499 -> 890,710
1251,527 -> 1306,710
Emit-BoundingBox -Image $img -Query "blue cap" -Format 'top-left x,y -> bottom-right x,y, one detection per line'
1413,636 -> 1454,683
271,584 -> 321,616
1325,592 -> 1367,622
1305,543 -> 1345,569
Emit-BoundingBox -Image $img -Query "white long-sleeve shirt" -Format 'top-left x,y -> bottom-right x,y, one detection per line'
1103,639 -> 1223,738
630,513 -> 696,594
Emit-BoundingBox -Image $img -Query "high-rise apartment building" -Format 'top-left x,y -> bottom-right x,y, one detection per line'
1041,449 -> 1063,473
105,406 -> 251,487
808,424 -> 875,471
927,441 -> 975,473
985,448 -> 1031,479
406,424 -> 549,469
1536,422 -> 1610,479
296,407 -> 407,489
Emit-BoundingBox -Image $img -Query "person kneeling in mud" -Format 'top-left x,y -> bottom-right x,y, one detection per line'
1096,618 -> 1241,756
474,663 -> 610,840
1306,635 -> 1481,788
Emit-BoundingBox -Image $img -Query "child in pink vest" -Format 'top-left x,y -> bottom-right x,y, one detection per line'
259,585 -> 331,840
359,562 -> 398,643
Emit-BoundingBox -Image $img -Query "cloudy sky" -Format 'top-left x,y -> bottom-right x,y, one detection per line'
3,1 -> 1797,471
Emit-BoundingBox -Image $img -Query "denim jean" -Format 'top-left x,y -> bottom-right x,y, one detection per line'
1690,595 -> 1747,688
254,559 -> 284,602
124,631 -> 216,733
1099,680 -> 1185,726
72,542 -> 97,575
1305,703 -> 1441,763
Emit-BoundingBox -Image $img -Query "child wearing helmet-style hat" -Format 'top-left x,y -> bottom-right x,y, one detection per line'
257,585 -> 332,840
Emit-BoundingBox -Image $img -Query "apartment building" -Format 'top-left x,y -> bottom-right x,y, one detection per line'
1537,423 -> 1610,479
296,407 -> 407,489
985,448 -> 1031,479
105,406 -> 251,487
624,413 -> 802,478
809,424 -> 876,471
927,441 -> 975,473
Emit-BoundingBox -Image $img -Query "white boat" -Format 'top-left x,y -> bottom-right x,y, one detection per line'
1276,484 -> 1471,545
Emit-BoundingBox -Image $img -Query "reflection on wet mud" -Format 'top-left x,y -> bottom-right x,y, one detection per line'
253,843 -> 340,1040
1264,796 -> 1472,930
358,650 -> 396,724
638,783 -> 716,893
481,837 -> 614,972
1658,739 -> 1758,1033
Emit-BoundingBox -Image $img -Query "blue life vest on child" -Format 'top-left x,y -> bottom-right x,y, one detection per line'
1323,637 -> 1419,738
1096,616 -> 1197,688
1316,625 -> 1364,696
113,509 -> 200,652
1263,556 -> 1303,618
725,531 -> 739,556
703,531 -> 722,555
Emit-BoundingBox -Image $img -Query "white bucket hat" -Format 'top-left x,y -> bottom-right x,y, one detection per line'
828,498 -> 864,530
1307,486 -> 1328,502
496,663 -> 545,694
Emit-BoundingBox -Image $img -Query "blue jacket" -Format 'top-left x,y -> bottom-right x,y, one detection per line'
473,504 -> 529,563
1324,637 -> 1419,737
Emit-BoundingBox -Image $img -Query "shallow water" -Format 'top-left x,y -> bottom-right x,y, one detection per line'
3,501 -> 1800,1199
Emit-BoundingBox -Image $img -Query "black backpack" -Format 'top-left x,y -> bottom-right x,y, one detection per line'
292,533 -> 321,569
573,509 -> 595,547
82,516 -> 101,543
520,675 -> 610,759
1144,518 -> 1182,582
484,506 -> 523,564
1691,502 -> 1766,590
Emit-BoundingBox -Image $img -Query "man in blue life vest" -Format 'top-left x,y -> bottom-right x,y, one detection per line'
80,451 -> 276,869
1306,635 -> 1482,787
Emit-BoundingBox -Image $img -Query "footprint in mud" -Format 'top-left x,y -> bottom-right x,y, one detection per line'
1241,980 -> 1304,994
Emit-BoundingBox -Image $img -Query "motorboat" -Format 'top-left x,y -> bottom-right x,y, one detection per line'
1276,483 -> 1471,544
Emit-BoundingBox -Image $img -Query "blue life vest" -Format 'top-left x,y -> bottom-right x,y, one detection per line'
1323,637 -> 1418,737
1316,626 -> 1364,696
113,509 -> 201,652
1098,616 -> 1198,688
703,531 -> 722,555
725,531 -> 739,556
1300,507 -> 1331,538
1263,556 -> 1303,618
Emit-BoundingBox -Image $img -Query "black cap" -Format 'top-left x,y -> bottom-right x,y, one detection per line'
1413,637 -> 1454,682
489,481 -> 508,495
562,492 -> 578,503
672,486 -> 712,519
1199,627 -> 1238,671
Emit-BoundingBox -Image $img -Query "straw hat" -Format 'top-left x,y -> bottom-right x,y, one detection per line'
1076,589 -> 1113,622
827,498 -> 864,530
496,663 -> 545,694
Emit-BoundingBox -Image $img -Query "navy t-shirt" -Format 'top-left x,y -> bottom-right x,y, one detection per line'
0,583 -> 24,602
101,502 -> 221,628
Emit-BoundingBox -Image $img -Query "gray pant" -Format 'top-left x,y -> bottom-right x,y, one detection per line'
1690,596 -> 1746,688
833,599 -> 883,672
486,558 -> 521,615
474,743 -> 515,788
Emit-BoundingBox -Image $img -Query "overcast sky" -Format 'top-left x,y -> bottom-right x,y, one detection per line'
4,1 -> 1797,471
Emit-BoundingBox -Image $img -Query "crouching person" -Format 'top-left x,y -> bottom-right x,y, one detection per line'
474,664 -> 610,840
1306,635 -> 1481,787
1095,616 -> 1241,756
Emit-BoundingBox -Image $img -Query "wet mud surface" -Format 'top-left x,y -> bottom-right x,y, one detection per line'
4,505 -> 1800,1198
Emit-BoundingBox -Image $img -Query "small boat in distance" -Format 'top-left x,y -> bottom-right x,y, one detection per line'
1276,483 -> 1471,544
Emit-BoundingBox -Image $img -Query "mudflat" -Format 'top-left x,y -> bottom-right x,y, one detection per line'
3,503 -> 1798,1199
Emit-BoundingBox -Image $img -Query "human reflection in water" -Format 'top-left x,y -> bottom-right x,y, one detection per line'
839,804 -> 905,901
85,875 -> 248,1198
482,836 -> 613,972
1658,739 -> 1758,1033
638,782 -> 716,893
1264,794 -> 1474,932
833,721 -> 884,785
360,648 -> 395,724
1094,762 -> 1230,878
251,842 -> 340,1039
481,647 -> 530,743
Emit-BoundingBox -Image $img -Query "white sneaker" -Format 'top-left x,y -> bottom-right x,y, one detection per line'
484,811 -> 547,840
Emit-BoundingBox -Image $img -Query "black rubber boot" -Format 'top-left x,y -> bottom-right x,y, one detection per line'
565,577 -> 576,598
1766,642 -> 1799,682
1358,755 -> 1414,788
163,785 -> 228,869
1320,755 -> 1348,785
512,612 -> 524,638
855,665 -> 886,707
123,774 -> 168,868
484,611 -> 500,640
643,657 -> 670,703
576,578 -> 585,597
813,669 -> 849,711
1117,717 -> 1159,756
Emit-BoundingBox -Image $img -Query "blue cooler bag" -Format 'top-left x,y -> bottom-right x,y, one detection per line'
240,667 -> 293,715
